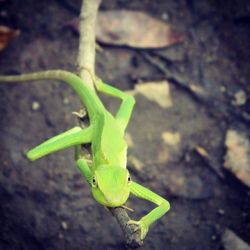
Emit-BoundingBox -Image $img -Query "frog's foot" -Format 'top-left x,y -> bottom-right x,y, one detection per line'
127,219 -> 149,240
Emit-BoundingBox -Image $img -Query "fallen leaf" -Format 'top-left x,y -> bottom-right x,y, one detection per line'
128,155 -> 144,171
128,81 -> 172,108
124,132 -> 134,148
97,11 -> 183,48
162,131 -> 181,147
195,146 -> 209,158
190,84 -> 207,97
67,11 -> 183,49
224,130 -> 250,188
232,90 -> 247,106
0,25 -> 20,51
222,229 -> 250,250
157,147 -> 169,164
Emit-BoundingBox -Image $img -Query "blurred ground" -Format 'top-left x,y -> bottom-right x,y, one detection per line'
0,0 -> 250,249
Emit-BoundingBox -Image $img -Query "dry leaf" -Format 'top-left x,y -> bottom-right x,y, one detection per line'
128,81 -> 172,108
124,132 -> 134,148
0,25 -> 20,51
190,84 -> 207,97
162,132 -> 181,146
128,155 -> 144,171
67,11 -> 183,49
96,11 -> 183,48
224,130 -> 250,188
222,229 -> 250,250
157,147 -> 169,164
195,146 -> 208,158
232,90 -> 247,106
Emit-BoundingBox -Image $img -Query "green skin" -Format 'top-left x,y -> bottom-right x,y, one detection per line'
0,70 -> 170,240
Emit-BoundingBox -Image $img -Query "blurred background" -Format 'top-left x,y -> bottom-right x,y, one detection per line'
0,0 -> 249,249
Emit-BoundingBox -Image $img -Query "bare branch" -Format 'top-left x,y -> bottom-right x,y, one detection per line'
77,0 -> 143,247
78,0 -> 101,89
110,207 -> 143,248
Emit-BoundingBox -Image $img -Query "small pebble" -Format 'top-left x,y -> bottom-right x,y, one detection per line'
220,86 -> 226,93
218,209 -> 225,215
63,97 -> 69,104
32,101 -> 40,110
162,12 -> 169,20
241,212 -> 247,217
58,233 -> 64,239
61,221 -> 68,230
0,10 -> 7,17
211,235 -> 217,241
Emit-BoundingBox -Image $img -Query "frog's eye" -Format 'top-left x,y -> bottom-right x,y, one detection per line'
92,177 -> 97,187
128,175 -> 131,184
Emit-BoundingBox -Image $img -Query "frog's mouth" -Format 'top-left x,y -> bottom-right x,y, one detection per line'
91,165 -> 131,206
92,184 -> 130,207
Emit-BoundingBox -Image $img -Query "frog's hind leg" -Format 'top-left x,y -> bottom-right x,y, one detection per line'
95,79 -> 135,132
27,126 -> 93,161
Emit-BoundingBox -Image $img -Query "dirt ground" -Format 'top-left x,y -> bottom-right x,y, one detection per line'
0,0 -> 250,249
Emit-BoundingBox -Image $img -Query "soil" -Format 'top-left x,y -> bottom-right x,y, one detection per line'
0,0 -> 250,249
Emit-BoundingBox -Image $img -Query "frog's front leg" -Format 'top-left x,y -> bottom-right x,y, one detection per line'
76,158 -> 92,185
128,181 -> 170,240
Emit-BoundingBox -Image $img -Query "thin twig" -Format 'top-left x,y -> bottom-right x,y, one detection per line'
78,0 -> 101,89
110,207 -> 143,248
77,0 -> 143,248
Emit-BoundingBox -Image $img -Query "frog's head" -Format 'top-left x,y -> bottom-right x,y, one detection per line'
91,165 -> 131,207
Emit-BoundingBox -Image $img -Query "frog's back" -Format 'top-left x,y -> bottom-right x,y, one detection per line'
92,112 -> 127,168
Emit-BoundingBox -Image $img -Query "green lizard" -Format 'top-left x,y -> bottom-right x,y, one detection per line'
0,70 -> 170,240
